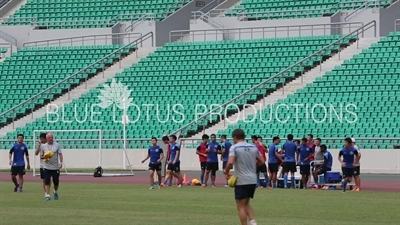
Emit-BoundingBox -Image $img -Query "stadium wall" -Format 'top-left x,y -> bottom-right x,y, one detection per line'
380,0 -> 400,36
0,149 -> 398,174
340,9 -> 380,37
118,22 -> 155,47
188,20 -> 224,41
0,25 -> 32,47
155,0 -> 215,45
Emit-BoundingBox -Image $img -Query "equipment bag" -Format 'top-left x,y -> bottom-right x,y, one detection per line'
324,172 -> 341,183
93,166 -> 103,177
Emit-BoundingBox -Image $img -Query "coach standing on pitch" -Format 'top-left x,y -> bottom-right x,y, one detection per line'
224,129 -> 265,225
40,133 -> 63,201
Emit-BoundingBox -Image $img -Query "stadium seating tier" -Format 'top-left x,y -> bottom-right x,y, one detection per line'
225,0 -> 392,20
0,35 -> 355,149
0,44 -> 136,125
217,32 -> 400,149
4,0 -> 191,28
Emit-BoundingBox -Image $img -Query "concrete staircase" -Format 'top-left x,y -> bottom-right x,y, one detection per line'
1,0 -> 27,18
190,37 -> 381,138
209,0 -> 243,17
0,47 -> 156,137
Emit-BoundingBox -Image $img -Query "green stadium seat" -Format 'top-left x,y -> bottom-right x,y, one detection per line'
217,32 -> 400,149
225,0 -> 392,20
3,0 -> 191,28
0,35 -> 355,149
0,44 -> 136,125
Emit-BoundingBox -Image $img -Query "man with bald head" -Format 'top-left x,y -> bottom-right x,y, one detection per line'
40,133 -> 63,201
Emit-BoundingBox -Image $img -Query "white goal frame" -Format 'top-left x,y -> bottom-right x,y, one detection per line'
32,129 -> 134,177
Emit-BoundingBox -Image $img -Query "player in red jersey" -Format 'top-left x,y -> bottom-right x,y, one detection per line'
196,134 -> 209,185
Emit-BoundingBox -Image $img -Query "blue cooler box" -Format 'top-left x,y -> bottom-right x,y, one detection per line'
324,172 -> 341,183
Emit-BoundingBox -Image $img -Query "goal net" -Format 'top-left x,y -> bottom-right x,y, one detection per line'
32,129 -> 134,177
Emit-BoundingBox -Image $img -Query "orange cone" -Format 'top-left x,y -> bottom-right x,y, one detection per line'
183,174 -> 187,184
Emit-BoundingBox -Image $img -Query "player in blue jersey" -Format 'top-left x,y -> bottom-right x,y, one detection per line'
282,134 -> 297,189
296,138 -> 313,189
220,134 -> 231,187
203,134 -> 221,188
9,134 -> 30,192
141,137 -> 164,189
162,136 -> 173,186
312,144 -> 332,189
338,138 -> 360,192
268,136 -> 281,188
162,135 -> 183,188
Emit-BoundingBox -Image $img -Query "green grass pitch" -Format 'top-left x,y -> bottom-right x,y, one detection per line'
0,182 -> 399,225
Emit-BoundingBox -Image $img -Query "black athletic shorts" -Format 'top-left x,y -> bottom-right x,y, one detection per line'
283,162 -> 297,173
222,161 -> 228,170
342,167 -> 354,178
206,162 -> 219,172
40,168 -> 45,179
167,162 -> 180,173
148,163 -> 162,171
256,164 -> 267,173
235,184 -> 257,200
268,163 -> 279,173
353,166 -> 360,176
316,166 -> 331,174
43,169 -> 60,186
10,166 -> 25,176
200,162 -> 207,170
300,165 -> 311,175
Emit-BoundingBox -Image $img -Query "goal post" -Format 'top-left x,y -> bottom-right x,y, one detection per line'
32,129 -> 134,177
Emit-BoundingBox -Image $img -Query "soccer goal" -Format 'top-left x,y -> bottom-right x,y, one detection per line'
32,129 -> 134,177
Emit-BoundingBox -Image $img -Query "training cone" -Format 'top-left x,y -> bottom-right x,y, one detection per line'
183,174 -> 187,184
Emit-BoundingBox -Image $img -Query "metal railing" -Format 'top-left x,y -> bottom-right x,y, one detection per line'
0,29 -> 17,47
0,32 -> 154,129
170,21 -> 364,42
192,11 -> 224,29
215,0 -> 382,20
395,19 -> 400,32
125,13 -> 156,32
0,16 -> 36,25
345,0 -> 381,21
169,21 -> 377,137
179,138 -> 400,149
0,137 -> 398,150
23,32 -> 143,48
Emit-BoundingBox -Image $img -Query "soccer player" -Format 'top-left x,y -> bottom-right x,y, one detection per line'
351,138 -> 361,191
203,133 -> 221,188
35,133 -> 47,195
338,138 -> 360,193
141,137 -> 164,189
220,134 -> 232,187
224,129 -> 264,225
312,144 -> 332,189
252,135 -> 269,189
296,138 -> 312,189
196,134 -> 209,185
268,136 -> 281,188
40,133 -> 63,201
162,136 -> 173,186
162,135 -> 183,188
282,134 -> 297,189
9,134 -> 30,192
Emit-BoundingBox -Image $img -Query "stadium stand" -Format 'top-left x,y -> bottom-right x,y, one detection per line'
225,0 -> 393,20
4,0 -> 191,28
0,44 -> 136,125
216,31 -> 400,149
0,35 -> 355,148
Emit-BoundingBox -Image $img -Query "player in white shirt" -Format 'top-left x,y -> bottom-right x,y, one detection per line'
351,138 -> 361,191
